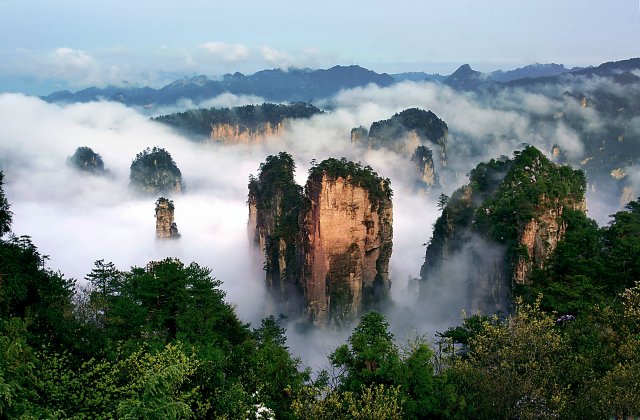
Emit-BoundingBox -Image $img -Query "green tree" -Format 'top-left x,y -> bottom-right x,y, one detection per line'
330,312 -> 401,391
447,297 -> 569,418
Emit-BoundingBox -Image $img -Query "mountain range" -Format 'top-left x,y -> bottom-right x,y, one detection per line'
41,59 -> 640,107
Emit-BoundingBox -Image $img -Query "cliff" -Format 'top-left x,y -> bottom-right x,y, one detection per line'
302,159 -> 393,325
411,146 -> 440,191
350,126 -> 368,145
353,108 -> 447,191
210,121 -> 284,144
248,154 -> 393,326
155,197 -> 180,239
420,146 -> 586,315
247,152 -> 305,312
154,103 -> 322,141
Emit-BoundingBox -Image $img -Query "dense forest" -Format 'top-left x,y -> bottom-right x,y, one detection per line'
1,161 -> 639,418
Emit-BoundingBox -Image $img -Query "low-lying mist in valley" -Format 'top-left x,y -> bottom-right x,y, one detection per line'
0,77 -> 634,367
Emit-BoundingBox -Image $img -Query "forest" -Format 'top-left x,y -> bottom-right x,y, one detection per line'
1,163 -> 639,418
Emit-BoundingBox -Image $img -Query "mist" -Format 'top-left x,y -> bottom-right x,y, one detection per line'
0,77 -> 632,367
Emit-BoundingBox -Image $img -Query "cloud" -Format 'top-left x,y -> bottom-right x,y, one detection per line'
259,45 -> 293,67
50,47 -> 97,75
199,42 -> 251,62
146,92 -> 267,118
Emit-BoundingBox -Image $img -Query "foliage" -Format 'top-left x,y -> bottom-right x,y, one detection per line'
129,146 -> 184,194
330,312 -> 450,418
519,197 -> 640,314
292,383 -> 405,419
0,318 -> 38,418
445,297 -> 569,418
155,196 -> 175,211
0,234 -> 77,351
330,312 -> 401,390
244,316 -> 310,419
248,152 -> 305,285
474,146 -> 586,246
369,108 -> 448,147
308,157 -> 392,205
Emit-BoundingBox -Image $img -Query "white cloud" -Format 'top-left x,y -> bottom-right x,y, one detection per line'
259,45 -> 292,66
199,42 -> 251,62
51,47 -> 96,74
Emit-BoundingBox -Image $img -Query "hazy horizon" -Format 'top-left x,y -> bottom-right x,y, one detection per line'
2,0 -> 639,95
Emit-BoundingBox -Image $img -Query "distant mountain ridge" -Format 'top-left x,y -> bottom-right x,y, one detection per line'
42,58 -> 640,107
43,65 -> 395,106
443,58 -> 640,91
489,63 -> 575,82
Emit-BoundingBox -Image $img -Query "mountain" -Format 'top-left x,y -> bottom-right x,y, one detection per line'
419,146 -> 586,318
506,57 -> 640,87
489,63 -> 573,82
248,153 -> 393,326
390,72 -> 446,83
443,64 -> 494,91
43,65 -> 395,106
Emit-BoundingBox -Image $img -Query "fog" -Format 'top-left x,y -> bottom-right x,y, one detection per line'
0,78 -> 633,366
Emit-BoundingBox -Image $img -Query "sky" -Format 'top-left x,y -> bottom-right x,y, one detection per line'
1,0 -> 639,94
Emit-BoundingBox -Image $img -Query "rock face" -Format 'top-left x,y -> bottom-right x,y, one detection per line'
512,197 -> 585,284
248,153 -> 305,313
350,126 -> 369,145
621,185 -> 636,207
353,108 -> 447,191
411,146 -> 440,191
419,146 -> 586,316
155,197 -> 180,239
303,170 -> 393,325
248,154 -> 393,326
210,121 -> 285,144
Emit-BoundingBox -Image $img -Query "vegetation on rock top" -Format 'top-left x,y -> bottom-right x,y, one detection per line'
368,108 -> 448,146
154,102 -> 323,138
129,146 -> 184,194
307,157 -> 393,205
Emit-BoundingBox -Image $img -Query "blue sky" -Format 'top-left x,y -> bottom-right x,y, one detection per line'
1,0 -> 639,94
